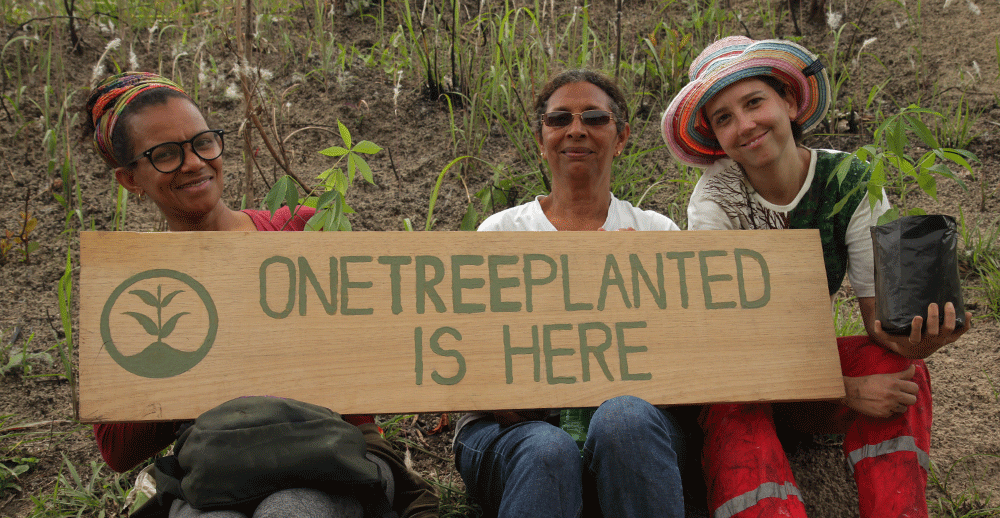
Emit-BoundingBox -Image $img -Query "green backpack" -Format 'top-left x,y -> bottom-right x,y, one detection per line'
132,396 -> 395,517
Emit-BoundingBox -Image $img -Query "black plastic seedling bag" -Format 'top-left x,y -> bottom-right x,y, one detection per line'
871,214 -> 965,335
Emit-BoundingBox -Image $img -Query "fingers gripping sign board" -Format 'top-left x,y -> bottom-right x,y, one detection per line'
79,230 -> 844,422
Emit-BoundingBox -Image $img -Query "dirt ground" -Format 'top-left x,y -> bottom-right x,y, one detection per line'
2,0 -> 999,516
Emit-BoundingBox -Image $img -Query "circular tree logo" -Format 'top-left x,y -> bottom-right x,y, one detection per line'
100,269 -> 218,378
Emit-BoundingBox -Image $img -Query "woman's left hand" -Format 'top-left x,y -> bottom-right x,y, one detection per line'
871,302 -> 972,359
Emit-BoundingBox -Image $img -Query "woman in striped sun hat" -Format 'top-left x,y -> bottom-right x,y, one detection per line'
662,36 -> 970,518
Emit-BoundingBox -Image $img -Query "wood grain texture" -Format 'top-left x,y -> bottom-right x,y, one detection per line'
79,230 -> 843,422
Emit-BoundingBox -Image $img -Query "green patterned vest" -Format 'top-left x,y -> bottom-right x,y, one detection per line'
790,150 -> 871,295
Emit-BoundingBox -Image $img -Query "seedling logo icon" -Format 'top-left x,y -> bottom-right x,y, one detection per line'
100,269 -> 218,378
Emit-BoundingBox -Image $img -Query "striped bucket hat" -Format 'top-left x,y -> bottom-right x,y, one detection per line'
661,36 -> 830,167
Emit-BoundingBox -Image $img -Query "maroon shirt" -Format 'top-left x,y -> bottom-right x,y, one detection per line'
94,205 -> 375,472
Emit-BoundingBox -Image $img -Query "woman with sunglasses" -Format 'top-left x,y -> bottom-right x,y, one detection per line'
85,72 -> 438,518
451,70 -> 687,518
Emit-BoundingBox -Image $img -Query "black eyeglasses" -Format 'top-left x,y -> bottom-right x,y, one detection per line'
132,129 -> 225,173
541,110 -> 615,128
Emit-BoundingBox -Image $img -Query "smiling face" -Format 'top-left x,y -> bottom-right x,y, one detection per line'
536,81 -> 630,190
115,96 -> 226,229
703,77 -> 799,172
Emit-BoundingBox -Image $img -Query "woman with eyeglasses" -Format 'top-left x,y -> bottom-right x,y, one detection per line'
84,72 -> 438,518
86,72 -> 303,232
451,70 -> 688,518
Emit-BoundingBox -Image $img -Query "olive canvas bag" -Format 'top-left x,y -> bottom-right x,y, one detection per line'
131,396 -> 395,518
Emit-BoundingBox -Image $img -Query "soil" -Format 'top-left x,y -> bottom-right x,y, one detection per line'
2,0 -> 999,517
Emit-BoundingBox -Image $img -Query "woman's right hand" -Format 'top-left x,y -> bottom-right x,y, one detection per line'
491,410 -> 550,427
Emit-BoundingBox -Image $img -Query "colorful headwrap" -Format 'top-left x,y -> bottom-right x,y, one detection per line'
661,36 -> 831,167
87,72 -> 188,168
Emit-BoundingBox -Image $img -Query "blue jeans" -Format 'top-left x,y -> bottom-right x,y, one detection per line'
454,396 -> 686,518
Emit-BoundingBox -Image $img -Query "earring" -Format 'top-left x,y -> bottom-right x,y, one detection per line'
136,190 -> 146,201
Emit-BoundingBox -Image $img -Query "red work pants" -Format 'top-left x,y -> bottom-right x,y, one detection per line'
700,335 -> 932,518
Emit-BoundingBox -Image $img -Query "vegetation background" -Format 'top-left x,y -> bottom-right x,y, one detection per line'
1,0 -> 998,516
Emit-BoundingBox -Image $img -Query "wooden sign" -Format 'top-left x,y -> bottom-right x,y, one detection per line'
79,230 -> 843,422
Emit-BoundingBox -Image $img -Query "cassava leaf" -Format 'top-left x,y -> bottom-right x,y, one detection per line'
347,154 -> 358,183
264,176 -> 297,216
319,146 -> 350,157
877,207 -> 900,225
927,163 -> 966,191
939,149 -> 977,173
828,154 -> 856,186
356,155 -> 375,184
338,120 -> 352,149
887,116 -> 905,158
904,113 -> 939,149
915,171 -> 938,199
352,140 -> 382,154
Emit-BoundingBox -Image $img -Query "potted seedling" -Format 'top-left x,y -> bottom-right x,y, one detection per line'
830,105 -> 978,334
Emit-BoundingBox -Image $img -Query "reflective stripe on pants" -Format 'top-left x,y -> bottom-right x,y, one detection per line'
701,335 -> 932,518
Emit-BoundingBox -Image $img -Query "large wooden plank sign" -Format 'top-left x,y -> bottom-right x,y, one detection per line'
79,230 -> 844,422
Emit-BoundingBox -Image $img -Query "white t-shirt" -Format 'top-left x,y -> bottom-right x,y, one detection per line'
479,193 -> 680,232
453,193 -> 678,447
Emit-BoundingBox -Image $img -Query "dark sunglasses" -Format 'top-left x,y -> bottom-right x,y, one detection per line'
132,129 -> 226,173
541,110 -> 615,128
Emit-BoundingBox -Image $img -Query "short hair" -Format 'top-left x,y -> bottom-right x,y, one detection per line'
533,70 -> 628,138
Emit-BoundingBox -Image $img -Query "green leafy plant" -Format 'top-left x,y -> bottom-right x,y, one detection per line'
830,105 -> 977,224
263,120 -> 382,232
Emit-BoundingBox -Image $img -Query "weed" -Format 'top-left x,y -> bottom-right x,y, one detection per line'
833,295 -> 866,337
974,260 -> 1000,321
928,455 -> 1000,517
432,476 -> 482,518
932,93 -> 983,149
983,370 -> 999,404
377,413 -> 416,443
0,210 -> 39,266
1,455 -> 38,495
957,210 -> 1000,274
30,455 -> 130,517
1,331 -> 53,377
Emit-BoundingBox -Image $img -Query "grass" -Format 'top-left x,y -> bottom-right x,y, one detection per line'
929,452 -> 1000,517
